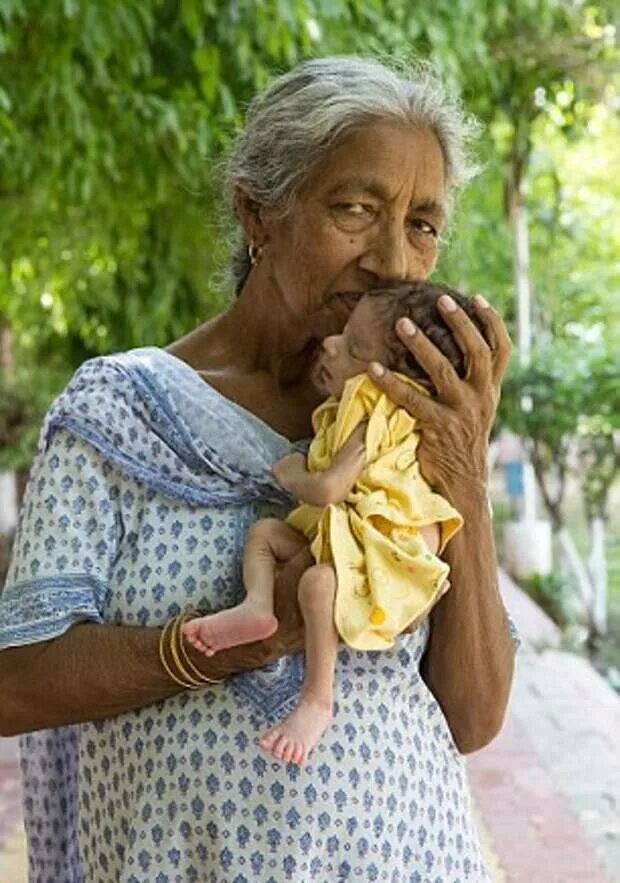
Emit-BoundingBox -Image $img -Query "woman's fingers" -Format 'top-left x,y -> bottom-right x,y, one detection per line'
437,294 -> 492,389
368,362 -> 441,422
394,317 -> 461,402
472,295 -> 512,385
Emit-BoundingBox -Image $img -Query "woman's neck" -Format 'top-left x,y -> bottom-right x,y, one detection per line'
167,276 -> 322,439
171,274 -> 312,378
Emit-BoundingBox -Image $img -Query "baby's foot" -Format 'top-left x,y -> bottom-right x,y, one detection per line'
182,603 -> 278,656
258,693 -> 333,766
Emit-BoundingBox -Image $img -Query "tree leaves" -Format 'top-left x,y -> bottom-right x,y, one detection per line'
0,0 -> 617,471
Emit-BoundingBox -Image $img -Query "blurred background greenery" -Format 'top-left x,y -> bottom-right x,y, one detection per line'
0,1 -> 618,681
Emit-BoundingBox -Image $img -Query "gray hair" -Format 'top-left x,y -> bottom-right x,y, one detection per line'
227,56 -> 481,292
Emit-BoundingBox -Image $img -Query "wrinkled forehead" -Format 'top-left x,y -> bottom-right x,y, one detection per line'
300,120 -> 448,218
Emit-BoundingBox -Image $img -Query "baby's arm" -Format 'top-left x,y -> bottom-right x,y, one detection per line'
273,423 -> 367,507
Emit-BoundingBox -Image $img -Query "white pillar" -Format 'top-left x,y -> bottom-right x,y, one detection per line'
510,186 -> 538,522
503,174 -> 553,578
0,471 -> 18,535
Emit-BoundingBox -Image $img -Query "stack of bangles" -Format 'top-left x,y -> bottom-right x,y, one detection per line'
158,608 -> 223,690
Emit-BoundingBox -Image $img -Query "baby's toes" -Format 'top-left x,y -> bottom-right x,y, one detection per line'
282,739 -> 299,764
182,623 -> 197,641
259,729 -> 280,751
193,638 -> 210,655
272,735 -> 289,761
291,741 -> 305,766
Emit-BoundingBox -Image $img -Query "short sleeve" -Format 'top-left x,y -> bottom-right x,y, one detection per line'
0,429 -> 122,649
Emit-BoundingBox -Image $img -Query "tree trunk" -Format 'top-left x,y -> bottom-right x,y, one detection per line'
0,323 -> 14,373
557,527 -> 593,612
587,516 -> 608,637
507,149 -> 539,522
507,163 -> 532,368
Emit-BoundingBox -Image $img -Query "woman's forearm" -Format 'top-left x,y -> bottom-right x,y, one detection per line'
0,621 -> 275,736
421,484 -> 516,754
0,551 -> 310,737
0,623 -> 180,735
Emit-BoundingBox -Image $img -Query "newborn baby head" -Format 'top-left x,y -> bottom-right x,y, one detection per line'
315,281 -> 485,398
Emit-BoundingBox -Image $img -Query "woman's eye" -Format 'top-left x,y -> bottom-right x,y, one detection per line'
336,203 -> 373,216
409,218 -> 438,238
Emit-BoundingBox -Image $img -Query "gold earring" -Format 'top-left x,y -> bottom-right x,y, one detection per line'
248,243 -> 263,266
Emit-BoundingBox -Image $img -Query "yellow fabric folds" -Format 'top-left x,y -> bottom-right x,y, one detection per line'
286,374 -> 463,650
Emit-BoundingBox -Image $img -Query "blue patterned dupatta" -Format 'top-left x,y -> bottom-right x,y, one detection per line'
0,347 -> 296,650
42,346 -> 295,509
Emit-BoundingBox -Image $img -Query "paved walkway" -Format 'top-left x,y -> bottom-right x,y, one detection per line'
470,571 -> 620,882
1,571 -> 618,882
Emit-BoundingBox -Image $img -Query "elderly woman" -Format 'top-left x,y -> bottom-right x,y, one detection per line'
0,57 -> 515,882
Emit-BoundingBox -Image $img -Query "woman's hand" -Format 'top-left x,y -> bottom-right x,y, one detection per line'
368,294 -> 511,499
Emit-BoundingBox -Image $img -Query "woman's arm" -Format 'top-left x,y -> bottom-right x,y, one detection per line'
422,485 -> 514,753
368,293 -> 515,754
0,547 -> 310,736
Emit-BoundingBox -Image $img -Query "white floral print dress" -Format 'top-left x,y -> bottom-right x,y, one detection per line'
0,348 -> 506,883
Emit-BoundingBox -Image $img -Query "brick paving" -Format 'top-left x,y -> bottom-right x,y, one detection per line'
469,571 -> 620,882
1,571 -> 618,883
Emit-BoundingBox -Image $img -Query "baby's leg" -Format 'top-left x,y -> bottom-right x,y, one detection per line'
259,563 -> 338,766
183,518 -> 307,656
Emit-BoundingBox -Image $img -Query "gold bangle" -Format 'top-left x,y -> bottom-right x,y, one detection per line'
176,609 -> 224,685
169,612 -> 212,688
158,615 -> 201,690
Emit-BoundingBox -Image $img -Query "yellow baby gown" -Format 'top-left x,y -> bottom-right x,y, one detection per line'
286,373 -> 463,650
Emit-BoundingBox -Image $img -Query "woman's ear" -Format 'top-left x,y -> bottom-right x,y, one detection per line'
233,186 -> 265,247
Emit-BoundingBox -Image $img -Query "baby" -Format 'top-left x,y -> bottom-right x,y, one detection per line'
184,281 -> 485,765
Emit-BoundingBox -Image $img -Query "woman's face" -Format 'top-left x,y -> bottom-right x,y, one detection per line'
314,294 -> 393,398
258,119 -> 446,341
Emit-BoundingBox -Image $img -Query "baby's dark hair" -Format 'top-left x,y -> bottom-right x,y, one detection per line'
369,281 -> 487,385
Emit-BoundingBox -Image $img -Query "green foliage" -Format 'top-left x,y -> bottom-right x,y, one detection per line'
0,366 -> 67,471
435,157 -> 515,316
0,0 -> 618,472
0,0 -> 345,371
527,109 -> 620,345
499,344 -> 619,451
521,570 -> 578,627
498,342 -> 619,525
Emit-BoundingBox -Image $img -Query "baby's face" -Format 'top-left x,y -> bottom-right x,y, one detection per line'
313,294 -> 392,398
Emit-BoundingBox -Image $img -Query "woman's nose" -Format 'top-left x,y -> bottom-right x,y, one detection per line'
359,220 -> 411,281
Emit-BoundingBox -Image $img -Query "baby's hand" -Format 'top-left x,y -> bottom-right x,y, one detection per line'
272,452 -> 307,492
